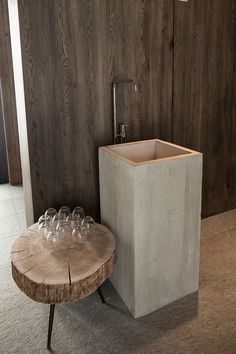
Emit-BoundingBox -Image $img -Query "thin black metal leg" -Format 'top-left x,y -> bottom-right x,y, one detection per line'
47,304 -> 55,349
97,286 -> 105,304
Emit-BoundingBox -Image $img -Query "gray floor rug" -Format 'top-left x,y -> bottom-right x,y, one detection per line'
1,209 -> 236,353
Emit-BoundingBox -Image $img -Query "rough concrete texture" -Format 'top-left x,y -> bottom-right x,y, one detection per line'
99,142 -> 202,317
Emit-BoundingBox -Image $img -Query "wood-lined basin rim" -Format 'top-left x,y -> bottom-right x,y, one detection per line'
99,138 -> 202,166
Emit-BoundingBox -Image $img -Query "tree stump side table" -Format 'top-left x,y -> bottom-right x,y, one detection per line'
11,223 -> 116,349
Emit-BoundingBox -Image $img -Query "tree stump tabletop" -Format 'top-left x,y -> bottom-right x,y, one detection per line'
11,223 -> 116,304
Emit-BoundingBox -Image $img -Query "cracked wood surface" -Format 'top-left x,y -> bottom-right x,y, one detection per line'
11,223 -> 116,304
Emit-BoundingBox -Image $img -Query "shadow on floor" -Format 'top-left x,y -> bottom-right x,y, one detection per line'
53,281 -> 199,354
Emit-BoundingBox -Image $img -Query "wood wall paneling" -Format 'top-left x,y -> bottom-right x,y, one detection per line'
173,0 -> 236,217
104,0 -> 174,142
0,86 -> 8,183
18,0 -> 173,220
0,0 -> 22,185
18,0 -> 236,219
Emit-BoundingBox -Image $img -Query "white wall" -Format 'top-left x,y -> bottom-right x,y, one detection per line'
7,0 -> 34,226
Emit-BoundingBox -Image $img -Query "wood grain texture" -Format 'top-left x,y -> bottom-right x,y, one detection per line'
0,82 -> 8,183
17,0 -> 173,221
11,223 -> 116,304
0,0 -> 22,185
173,0 -> 236,217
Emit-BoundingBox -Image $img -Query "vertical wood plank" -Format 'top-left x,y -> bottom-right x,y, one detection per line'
173,0 -> 236,217
0,0 -> 22,185
0,81 -> 8,183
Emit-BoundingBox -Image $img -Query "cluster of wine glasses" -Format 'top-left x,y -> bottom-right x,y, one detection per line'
38,206 -> 95,248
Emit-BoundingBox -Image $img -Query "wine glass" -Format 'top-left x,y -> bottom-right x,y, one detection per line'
66,213 -> 80,229
72,206 -> 85,219
45,208 -> 57,222
38,214 -> 50,242
72,224 -> 86,241
72,207 -> 85,218
81,216 -> 96,236
46,220 -> 58,242
38,214 -> 50,230
58,206 -> 71,220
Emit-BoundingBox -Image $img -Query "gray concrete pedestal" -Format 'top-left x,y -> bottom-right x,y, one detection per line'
99,139 -> 202,318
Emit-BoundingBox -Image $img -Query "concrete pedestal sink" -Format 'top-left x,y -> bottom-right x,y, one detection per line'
99,139 -> 202,318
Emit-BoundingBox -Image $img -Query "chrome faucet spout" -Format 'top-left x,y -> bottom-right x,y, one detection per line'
112,79 -> 137,144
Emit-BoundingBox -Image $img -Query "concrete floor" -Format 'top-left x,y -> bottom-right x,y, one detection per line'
1,183 -> 236,353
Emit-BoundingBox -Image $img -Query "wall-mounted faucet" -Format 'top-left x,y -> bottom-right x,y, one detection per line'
112,79 -> 137,144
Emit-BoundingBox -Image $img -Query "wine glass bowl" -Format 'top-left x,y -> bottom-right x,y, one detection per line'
45,208 -> 57,222
58,206 -> 71,220
38,214 -> 50,230
66,213 -> 79,229
81,216 -> 96,236
72,225 -> 85,241
38,215 -> 51,244
72,206 -> 85,221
